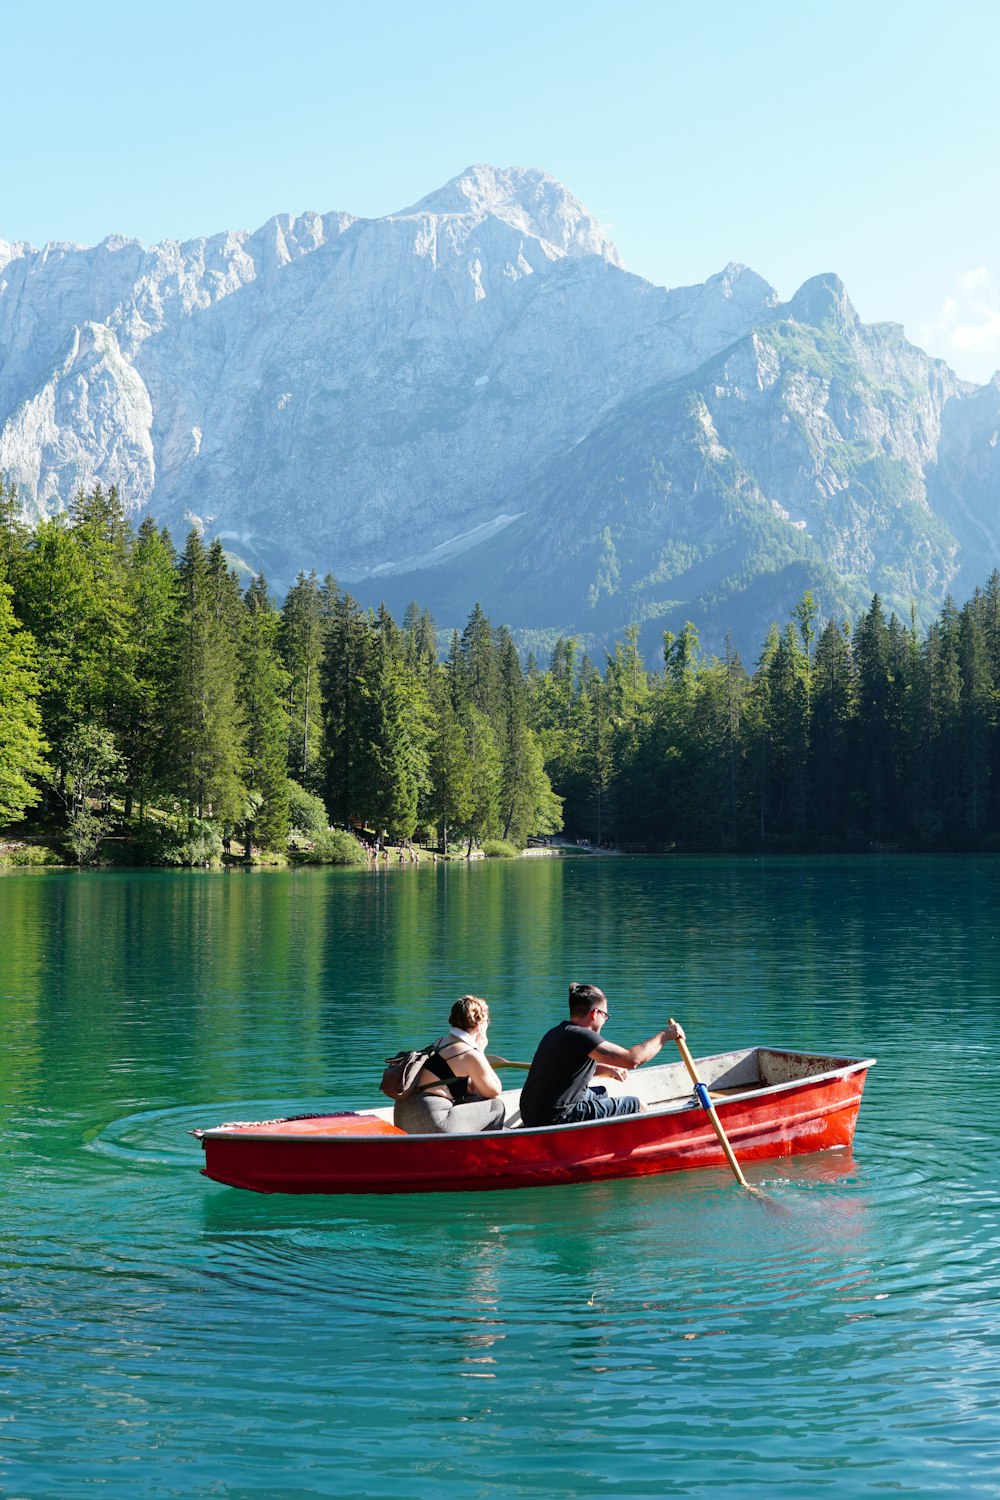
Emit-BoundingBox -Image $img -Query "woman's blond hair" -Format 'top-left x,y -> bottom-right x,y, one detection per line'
449,994 -> 490,1031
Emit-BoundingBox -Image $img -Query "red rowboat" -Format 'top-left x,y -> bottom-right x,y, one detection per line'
195,1045 -> 875,1195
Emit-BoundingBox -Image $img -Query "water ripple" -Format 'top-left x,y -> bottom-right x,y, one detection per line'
5,858 -> 1000,1497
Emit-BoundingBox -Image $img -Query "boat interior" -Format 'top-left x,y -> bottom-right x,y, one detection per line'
359,1046 -> 871,1130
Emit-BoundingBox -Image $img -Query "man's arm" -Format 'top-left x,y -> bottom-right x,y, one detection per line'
590,1022 -> 685,1072
594,1063 -> 630,1082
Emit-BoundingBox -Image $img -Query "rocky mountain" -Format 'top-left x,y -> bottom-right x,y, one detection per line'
2,164 -> 999,655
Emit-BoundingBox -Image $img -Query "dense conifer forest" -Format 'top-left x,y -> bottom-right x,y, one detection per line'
3,478 -> 1000,862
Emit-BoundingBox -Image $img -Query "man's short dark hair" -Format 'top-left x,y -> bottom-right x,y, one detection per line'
568,982 -> 605,1017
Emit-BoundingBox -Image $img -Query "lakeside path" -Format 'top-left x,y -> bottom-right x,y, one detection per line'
520,838 -> 621,858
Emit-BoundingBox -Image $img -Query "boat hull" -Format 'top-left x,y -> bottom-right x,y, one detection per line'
197,1050 -> 873,1195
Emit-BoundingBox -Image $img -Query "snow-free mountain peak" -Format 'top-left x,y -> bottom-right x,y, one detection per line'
397,163 -> 623,266
3,165 -> 1000,653
785,272 -> 858,330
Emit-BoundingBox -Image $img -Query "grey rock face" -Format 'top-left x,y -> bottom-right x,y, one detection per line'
1,164 -> 998,651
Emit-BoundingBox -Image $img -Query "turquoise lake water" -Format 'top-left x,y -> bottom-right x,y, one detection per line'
2,855 -> 999,1498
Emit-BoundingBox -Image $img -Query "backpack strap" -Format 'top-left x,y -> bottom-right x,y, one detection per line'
420,1047 -> 455,1084
412,1042 -> 471,1100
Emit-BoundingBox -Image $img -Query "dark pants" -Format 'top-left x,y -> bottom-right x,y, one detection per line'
554,1089 -> 641,1125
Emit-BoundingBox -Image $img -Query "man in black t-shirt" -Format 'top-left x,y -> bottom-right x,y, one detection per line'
518,982 -> 685,1128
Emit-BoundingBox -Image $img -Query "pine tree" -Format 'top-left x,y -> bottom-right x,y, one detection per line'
321,590 -> 375,827
926,598 -> 963,840
958,597 -> 993,839
240,575 -> 290,852
761,623 -> 811,841
446,629 -> 463,711
577,656 -> 614,845
0,476 -> 30,587
458,603 -> 499,719
743,623 -> 780,846
425,667 -> 475,852
279,570 -> 324,790
15,516 -> 98,785
809,620 -> 855,841
528,637 -> 588,834
351,615 -> 430,838
603,625 -> 651,844
121,517 -> 179,822
492,629 -> 531,843
977,571 -> 1000,838
851,595 -> 908,842
416,608 -> 438,670
69,484 -> 134,733
688,638 -> 748,849
164,531 -> 245,829
492,629 -> 561,845
461,704 -> 503,852
401,601 -> 439,677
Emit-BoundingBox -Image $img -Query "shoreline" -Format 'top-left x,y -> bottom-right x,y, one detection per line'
2,838 -> 993,873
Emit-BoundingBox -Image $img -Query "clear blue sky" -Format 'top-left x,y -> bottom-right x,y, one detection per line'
5,0 -> 1000,380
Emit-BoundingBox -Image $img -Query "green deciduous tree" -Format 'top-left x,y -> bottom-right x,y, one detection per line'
60,723 -> 124,864
0,583 -> 49,827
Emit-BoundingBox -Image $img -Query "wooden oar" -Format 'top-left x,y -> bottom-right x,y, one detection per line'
670,1018 -> 757,1194
486,1055 -> 531,1070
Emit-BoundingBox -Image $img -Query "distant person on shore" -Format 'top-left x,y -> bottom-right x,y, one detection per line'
518,983 -> 684,1128
393,995 -> 507,1135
